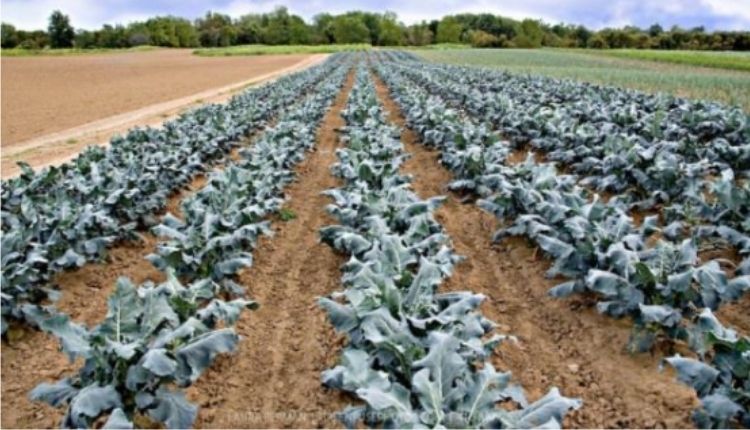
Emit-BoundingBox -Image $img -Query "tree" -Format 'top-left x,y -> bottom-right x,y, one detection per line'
195,11 -> 236,47
587,34 -> 608,48
311,13 -> 335,44
1,23 -> 19,48
173,18 -> 199,47
514,19 -> 543,48
16,30 -> 50,49
542,31 -> 563,47
378,12 -> 403,46
262,6 -> 291,45
405,22 -> 433,46
288,15 -> 311,44
573,25 -> 592,47
331,16 -> 370,44
74,29 -> 98,48
97,24 -> 129,48
648,23 -> 663,37
436,16 -> 462,43
469,30 -> 499,47
48,10 -> 75,48
236,14 -> 263,44
359,12 -> 381,43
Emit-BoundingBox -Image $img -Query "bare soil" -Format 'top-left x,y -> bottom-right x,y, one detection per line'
372,72 -> 700,429
1,50 -> 312,146
188,69 -> 356,428
0,51 -> 328,179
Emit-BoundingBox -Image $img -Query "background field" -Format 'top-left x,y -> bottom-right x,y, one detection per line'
418,48 -> 750,111
585,48 -> 750,72
0,45 -> 157,57
0,49 -> 313,146
194,43 -> 370,56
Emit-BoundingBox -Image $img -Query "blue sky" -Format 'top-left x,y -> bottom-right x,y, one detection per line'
3,0 -> 749,31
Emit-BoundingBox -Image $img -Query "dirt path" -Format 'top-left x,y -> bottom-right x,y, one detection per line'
187,70 -> 356,428
1,53 -> 327,179
371,72 -> 698,429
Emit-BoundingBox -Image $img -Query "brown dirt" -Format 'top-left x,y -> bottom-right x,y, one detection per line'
507,146 -> 546,165
187,70 -> 356,428
1,329 -> 71,428
1,50 -> 313,146
1,52 -> 327,179
372,72 -> 699,429
716,294 -> 750,336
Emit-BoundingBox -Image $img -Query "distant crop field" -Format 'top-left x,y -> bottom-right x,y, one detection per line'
587,48 -> 750,72
418,48 -> 750,111
0,45 -> 157,57
194,43 -> 370,56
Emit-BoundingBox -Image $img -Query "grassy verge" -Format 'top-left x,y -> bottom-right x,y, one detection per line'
418,48 -> 750,111
402,43 -> 471,50
193,44 -> 370,56
1,45 -> 157,57
581,49 -> 750,72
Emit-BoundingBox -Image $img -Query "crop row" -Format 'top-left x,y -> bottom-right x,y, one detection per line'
0,55 -> 344,333
376,53 -> 750,326
381,52 -> 749,247
26,55 -> 353,429
317,62 -> 580,428
373,52 -> 749,428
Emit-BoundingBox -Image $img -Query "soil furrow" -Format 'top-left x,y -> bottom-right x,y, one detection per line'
1,126 -> 271,429
188,70 -> 356,429
0,168 -> 215,429
54,134 -> 254,326
371,71 -> 698,429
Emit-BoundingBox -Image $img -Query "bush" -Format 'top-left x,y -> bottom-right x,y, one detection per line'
587,34 -> 609,48
18,39 -> 43,49
469,30 -> 498,47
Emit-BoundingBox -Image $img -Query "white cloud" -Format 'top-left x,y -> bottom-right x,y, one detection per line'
701,0 -> 750,20
2,0 -> 111,29
214,0 -> 279,17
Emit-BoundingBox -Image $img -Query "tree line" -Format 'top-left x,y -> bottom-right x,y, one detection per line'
2,8 -> 749,51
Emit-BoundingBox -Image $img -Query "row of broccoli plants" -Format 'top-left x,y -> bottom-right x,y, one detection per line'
382,50 -> 748,168
0,54 -> 346,334
381,54 -> 750,305
373,57 -> 750,428
380,53 -> 750,257
379,53 -> 750,334
317,63 -> 580,428
376,54 -> 750,325
27,57 -> 353,429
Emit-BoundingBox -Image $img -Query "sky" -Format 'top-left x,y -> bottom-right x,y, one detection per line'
2,0 -> 750,31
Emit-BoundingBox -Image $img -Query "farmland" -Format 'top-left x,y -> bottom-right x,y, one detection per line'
1,49 -> 749,429
0,49 -> 326,179
588,49 -> 750,72
193,43 -> 371,56
0,49 -> 319,146
418,49 -> 750,112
